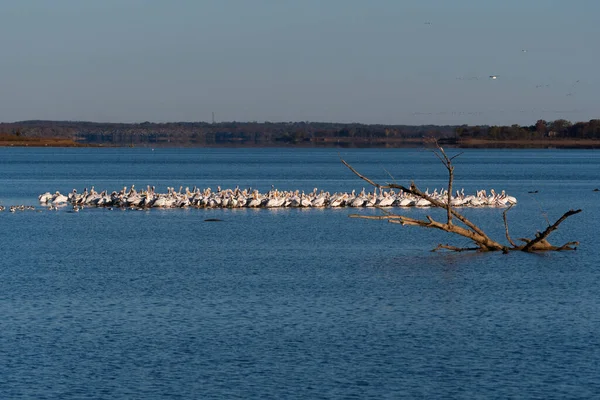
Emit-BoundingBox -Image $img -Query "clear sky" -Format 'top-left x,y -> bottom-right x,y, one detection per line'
1,0 -> 598,125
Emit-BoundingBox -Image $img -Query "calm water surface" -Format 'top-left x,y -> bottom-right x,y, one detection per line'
1,148 -> 599,399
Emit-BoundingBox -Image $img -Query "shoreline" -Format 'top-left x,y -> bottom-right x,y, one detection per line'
0,137 -> 92,147
454,138 -> 600,149
1,137 -> 600,149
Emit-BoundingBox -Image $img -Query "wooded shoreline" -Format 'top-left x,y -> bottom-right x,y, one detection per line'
2,136 -> 600,148
1,119 -> 600,148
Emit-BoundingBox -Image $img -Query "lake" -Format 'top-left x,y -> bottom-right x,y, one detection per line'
1,147 -> 599,399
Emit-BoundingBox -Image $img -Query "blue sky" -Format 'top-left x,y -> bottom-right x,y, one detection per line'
1,0 -> 598,125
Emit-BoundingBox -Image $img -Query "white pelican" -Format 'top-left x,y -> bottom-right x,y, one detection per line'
311,192 -> 327,207
377,192 -> 395,207
416,198 -> 431,207
52,192 -> 69,204
398,198 -> 414,207
288,192 -> 302,207
152,197 -> 167,208
349,192 -> 366,207
365,192 -> 377,207
501,190 -> 517,204
329,193 -> 347,208
469,196 -> 484,207
300,192 -> 312,207
247,191 -> 262,208
39,192 -> 53,203
235,194 -> 247,208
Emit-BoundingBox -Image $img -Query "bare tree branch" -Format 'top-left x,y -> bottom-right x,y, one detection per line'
555,241 -> 579,251
341,139 -> 581,253
425,141 -> 456,226
450,152 -> 464,161
385,182 -> 494,242
340,158 -> 389,190
343,157 -> 506,250
502,204 -> 517,247
521,209 -> 582,252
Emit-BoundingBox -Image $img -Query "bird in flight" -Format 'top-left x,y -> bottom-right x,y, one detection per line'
489,75 -> 498,80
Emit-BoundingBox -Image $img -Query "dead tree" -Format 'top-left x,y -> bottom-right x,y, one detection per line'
341,141 -> 581,253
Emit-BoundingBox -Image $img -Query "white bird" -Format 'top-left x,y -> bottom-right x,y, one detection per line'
398,198 -> 415,207
329,193 -> 347,208
247,191 -> 262,208
300,192 -> 312,207
311,191 -> 327,208
52,192 -> 69,204
365,193 -> 377,207
349,193 -> 366,207
489,75 -> 498,80
38,192 -> 53,203
377,192 -> 395,207
416,198 -> 431,207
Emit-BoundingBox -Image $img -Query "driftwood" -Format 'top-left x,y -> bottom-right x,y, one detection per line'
341,140 -> 581,253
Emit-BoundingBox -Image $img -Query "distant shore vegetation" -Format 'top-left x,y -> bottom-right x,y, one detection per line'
1,119 -> 600,148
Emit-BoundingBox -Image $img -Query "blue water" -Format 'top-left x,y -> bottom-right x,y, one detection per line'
1,148 -> 599,399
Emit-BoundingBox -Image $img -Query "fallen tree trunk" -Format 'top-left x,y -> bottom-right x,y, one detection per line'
341,141 -> 581,253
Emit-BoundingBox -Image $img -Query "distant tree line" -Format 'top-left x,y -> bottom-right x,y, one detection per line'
455,119 -> 600,140
0,120 -> 455,147
0,119 -> 599,147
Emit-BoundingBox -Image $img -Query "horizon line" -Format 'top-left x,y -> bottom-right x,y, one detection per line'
2,118 -> 594,127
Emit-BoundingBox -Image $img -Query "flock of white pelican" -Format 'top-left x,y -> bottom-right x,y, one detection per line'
35,185 -> 518,210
